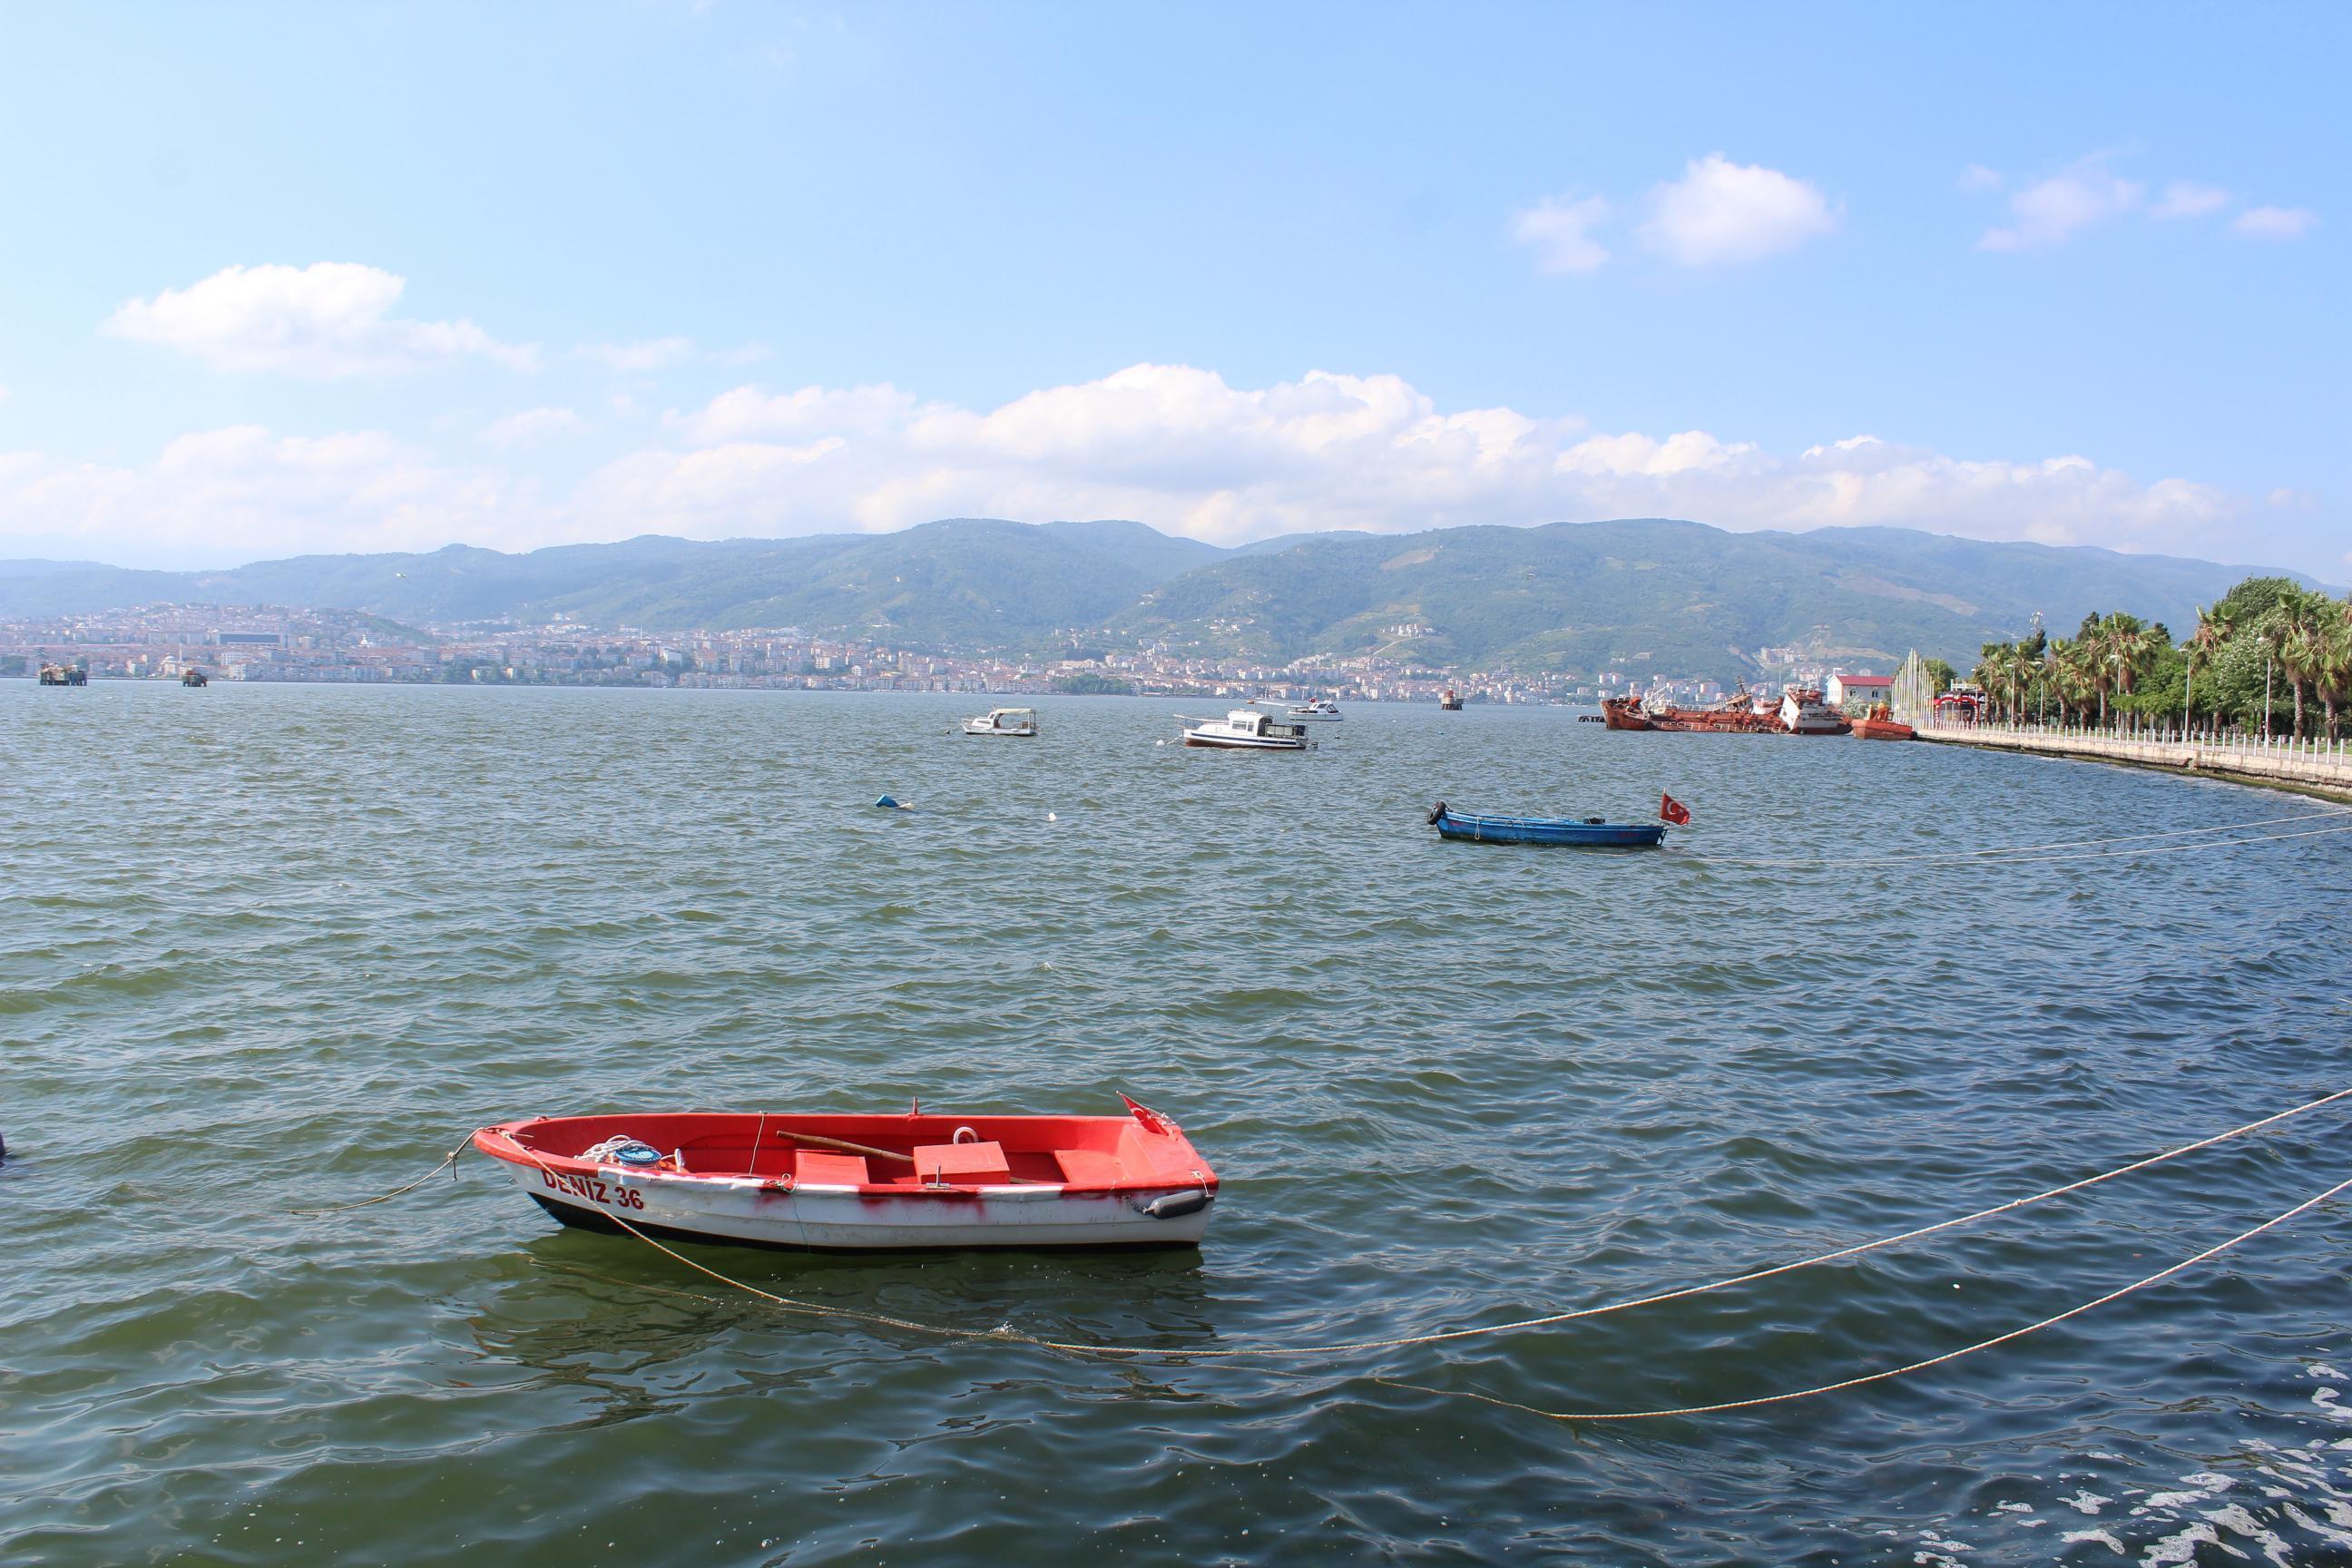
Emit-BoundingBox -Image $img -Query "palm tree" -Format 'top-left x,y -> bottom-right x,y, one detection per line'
2309,598 -> 2352,740
1971,645 -> 1998,714
1996,642 -> 2026,722
1972,642 -> 2022,722
2270,589 -> 2328,739
2080,620 -> 2114,728
2079,612 -> 2148,728
2045,637 -> 2091,726
2106,612 -> 2168,731
2186,603 -> 2232,736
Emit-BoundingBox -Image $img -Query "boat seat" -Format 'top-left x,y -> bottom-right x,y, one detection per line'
1051,1148 -> 1125,1187
792,1152 -> 870,1186
909,1140 -> 1012,1184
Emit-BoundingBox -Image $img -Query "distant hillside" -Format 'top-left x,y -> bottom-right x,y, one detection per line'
0,520 -> 1221,647
1107,520 -> 2318,673
1,517 -> 2330,678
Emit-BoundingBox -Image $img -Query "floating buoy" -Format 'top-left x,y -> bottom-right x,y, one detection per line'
1047,811 -> 1057,822
873,794 -> 909,810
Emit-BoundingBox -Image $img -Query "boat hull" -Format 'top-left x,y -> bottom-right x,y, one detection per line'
473,1109 -> 1219,1252
1779,691 -> 1854,735
1183,731 -> 1307,750
505,1161 -> 1210,1250
1601,696 -> 1776,732
1432,808 -> 1667,848
1852,719 -> 1916,741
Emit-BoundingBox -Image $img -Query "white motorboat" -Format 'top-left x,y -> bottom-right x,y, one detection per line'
1286,698 -> 1343,722
962,707 -> 1039,737
1178,708 -> 1314,750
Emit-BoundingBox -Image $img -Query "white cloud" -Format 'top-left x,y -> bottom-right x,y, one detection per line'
0,426 -> 541,564
0,364 -> 2269,568
663,383 -> 923,446
714,342 -> 773,367
1509,192 -> 1612,274
1957,164 -> 2004,192
482,407 -> 583,447
1974,158 -> 2317,249
2151,181 -> 2231,220
2232,205 -> 2318,240
579,337 -> 696,372
103,263 -> 536,377
573,364 -> 2240,557
1636,154 -> 1838,267
1978,159 -> 2145,251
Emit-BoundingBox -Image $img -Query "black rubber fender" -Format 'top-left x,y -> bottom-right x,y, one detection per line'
1142,1189 -> 1213,1220
1426,800 -> 1448,825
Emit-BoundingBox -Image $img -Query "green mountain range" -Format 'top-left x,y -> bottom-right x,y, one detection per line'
3,517 -> 2332,680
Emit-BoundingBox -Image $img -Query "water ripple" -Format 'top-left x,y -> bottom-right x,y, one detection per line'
4,683 -> 2348,1565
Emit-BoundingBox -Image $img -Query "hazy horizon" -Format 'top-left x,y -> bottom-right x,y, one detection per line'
5,512 -> 2343,593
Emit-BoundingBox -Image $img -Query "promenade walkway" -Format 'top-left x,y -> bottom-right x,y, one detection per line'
1920,720 -> 2352,793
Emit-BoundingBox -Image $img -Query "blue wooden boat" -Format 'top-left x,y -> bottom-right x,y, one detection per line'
1426,801 -> 1668,848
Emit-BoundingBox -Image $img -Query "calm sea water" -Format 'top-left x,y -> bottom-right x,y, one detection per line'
5,682 -> 2348,1567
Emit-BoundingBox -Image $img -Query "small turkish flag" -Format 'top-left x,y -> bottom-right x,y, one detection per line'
1659,791 -> 1691,826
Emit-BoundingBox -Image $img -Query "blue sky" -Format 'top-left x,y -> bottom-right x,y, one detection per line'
0,1 -> 2343,575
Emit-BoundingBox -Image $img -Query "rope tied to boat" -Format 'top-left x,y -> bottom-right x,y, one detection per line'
286,1130 -> 479,1216
501,1091 -> 2352,1382
543,1162 -> 2352,1425
297,1090 -> 2351,1417
1388,1169 -> 2352,1422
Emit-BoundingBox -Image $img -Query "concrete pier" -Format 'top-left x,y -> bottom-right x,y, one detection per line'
1920,721 -> 2352,796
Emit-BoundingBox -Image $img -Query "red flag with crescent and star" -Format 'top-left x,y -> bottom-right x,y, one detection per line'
1659,792 -> 1691,826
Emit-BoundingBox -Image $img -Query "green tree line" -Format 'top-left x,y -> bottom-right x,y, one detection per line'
1968,577 -> 2352,738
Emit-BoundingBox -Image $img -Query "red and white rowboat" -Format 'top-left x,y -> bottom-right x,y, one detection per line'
472,1095 -> 1220,1250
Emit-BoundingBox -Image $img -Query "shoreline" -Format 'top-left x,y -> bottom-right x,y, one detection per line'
1919,724 -> 2352,808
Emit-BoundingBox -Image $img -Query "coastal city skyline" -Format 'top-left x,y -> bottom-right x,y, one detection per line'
1,4 -> 2343,575
0,596 -> 1792,710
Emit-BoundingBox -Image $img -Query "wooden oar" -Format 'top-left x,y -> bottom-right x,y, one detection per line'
768,1130 -> 915,1164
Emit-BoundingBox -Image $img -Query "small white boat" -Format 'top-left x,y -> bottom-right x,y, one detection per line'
1286,698 -> 1343,722
1177,708 -> 1313,750
962,707 -> 1039,737
472,1097 -> 1219,1251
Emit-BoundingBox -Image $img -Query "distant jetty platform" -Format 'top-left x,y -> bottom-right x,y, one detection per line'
1921,722 -> 2352,800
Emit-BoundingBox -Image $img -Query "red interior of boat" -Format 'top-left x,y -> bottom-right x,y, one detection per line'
486,1111 -> 1212,1192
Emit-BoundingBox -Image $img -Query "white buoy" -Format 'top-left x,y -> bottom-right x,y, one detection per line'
1047,812 -> 1057,822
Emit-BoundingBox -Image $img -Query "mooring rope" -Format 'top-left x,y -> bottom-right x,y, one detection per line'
486,1086 -> 2350,1367
1384,1169 -> 2352,1422
287,1131 -> 477,1216
1699,809 -> 2352,869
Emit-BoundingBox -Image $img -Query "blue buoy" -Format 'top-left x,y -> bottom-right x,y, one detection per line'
873,794 -> 907,810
